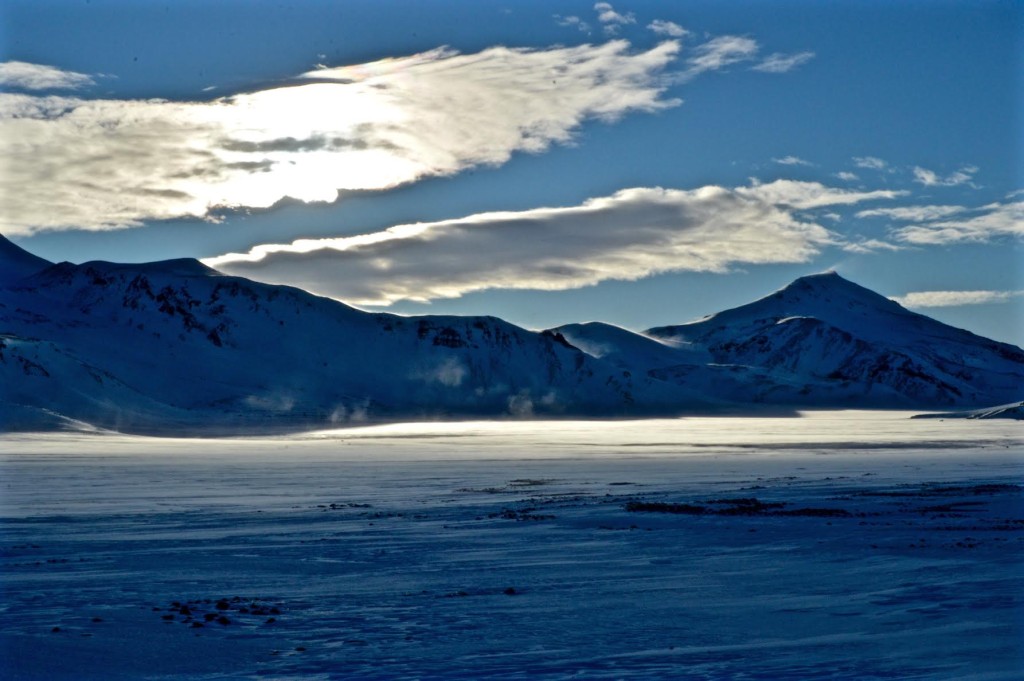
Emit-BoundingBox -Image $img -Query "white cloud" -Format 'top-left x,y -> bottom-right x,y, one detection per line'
912,165 -> 978,187
555,15 -> 591,33
683,36 -> 759,78
842,238 -> 905,255
772,156 -> 812,166
0,61 -> 95,90
203,179 -> 898,306
835,171 -> 859,182
647,20 -> 688,38
0,42 -> 681,235
853,156 -> 888,171
752,51 -> 815,73
893,201 -> 1024,244
893,290 -> 1024,308
737,179 -> 906,210
594,2 -> 636,35
856,205 -> 968,221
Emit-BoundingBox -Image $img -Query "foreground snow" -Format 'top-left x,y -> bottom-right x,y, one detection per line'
1,412 -> 1021,679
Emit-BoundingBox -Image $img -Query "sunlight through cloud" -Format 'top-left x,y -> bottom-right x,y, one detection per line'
0,42 -> 680,235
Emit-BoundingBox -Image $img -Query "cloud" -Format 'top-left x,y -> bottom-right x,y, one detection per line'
893,290 -> 1024,308
0,43 -> 681,235
203,179 -> 899,306
555,15 -> 591,34
912,165 -> 978,187
737,179 -> 906,209
772,156 -> 812,166
647,20 -> 688,38
683,36 -> 759,78
835,171 -> 859,182
752,51 -> 815,73
855,205 -> 967,221
594,2 -> 635,35
841,238 -> 905,255
893,201 -> 1024,244
852,156 -> 888,171
0,61 -> 95,90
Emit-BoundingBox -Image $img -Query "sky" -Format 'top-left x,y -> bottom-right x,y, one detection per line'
1,0 -> 1022,345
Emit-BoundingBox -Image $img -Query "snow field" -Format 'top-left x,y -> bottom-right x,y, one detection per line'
1,414 -> 1022,679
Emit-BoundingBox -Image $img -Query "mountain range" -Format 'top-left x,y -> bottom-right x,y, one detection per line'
1,234 -> 1021,433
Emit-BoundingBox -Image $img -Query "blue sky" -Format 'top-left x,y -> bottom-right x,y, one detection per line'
2,0 -> 1021,344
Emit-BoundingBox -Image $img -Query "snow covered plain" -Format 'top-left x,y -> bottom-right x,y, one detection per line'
1,412 -> 1022,680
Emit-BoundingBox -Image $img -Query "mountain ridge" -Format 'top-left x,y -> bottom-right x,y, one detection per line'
2,237 -> 1021,433
0,234 -> 53,286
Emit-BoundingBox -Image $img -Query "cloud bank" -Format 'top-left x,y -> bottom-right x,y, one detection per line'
205,180 -> 899,306
0,41 -> 680,235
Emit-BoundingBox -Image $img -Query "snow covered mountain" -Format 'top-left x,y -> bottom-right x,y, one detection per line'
554,272 -> 1023,409
645,272 -> 1024,407
0,237 -> 683,433
1,235 -> 1021,433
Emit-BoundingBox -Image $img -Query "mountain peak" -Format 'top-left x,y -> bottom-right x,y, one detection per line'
783,270 -> 864,293
771,270 -> 900,309
791,270 -> 843,284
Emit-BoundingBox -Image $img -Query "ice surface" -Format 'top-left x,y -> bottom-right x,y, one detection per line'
1,412 -> 1022,679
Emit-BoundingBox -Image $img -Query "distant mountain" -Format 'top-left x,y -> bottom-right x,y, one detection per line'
1,237 -> 1021,433
556,272 -> 1023,410
643,273 -> 1024,408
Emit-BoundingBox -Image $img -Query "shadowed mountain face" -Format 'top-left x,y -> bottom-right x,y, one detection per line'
1,238 -> 1021,433
0,234 -> 52,287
